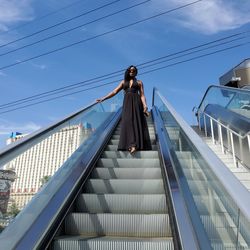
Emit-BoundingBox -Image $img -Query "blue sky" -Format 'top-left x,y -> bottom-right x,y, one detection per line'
0,0 -> 249,149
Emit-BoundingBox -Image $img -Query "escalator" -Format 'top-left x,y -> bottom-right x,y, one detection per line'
195,85 -> 250,175
0,88 -> 249,250
52,117 -> 175,249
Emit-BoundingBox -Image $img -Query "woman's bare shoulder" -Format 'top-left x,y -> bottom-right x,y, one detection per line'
137,79 -> 143,85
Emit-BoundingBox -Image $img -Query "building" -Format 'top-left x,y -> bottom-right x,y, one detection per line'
219,58 -> 250,88
4,123 -> 92,209
0,170 -> 16,215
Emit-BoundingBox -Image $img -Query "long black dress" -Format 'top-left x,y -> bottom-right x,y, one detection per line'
117,79 -> 152,151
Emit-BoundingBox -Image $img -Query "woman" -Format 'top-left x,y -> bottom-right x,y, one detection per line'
96,65 -> 151,154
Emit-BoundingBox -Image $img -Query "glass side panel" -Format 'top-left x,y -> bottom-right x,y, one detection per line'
0,93 -> 123,232
199,86 -> 250,119
154,91 -> 250,250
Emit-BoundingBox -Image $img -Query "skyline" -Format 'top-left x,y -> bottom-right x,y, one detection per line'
0,0 -> 250,148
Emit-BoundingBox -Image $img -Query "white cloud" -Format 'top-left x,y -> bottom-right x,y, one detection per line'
0,0 -> 34,32
150,0 -> 250,34
0,119 -> 41,135
30,62 -> 47,70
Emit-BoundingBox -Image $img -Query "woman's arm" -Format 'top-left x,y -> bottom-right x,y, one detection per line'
96,80 -> 124,102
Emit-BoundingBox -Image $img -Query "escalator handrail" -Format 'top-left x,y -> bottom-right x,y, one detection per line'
0,107 -> 122,249
153,87 -> 250,221
197,84 -> 250,111
0,102 -> 97,165
152,107 -> 204,250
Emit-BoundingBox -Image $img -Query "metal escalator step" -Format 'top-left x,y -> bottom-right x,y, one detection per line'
64,213 -> 171,237
102,151 -> 158,159
97,158 -> 160,168
113,129 -> 155,134
84,179 -> 164,194
109,139 -> 156,145
76,194 -> 168,213
91,167 -> 162,179
112,134 -> 156,140
106,144 -> 158,151
53,236 -> 174,250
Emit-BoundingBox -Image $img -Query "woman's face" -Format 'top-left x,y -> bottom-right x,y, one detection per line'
129,67 -> 137,77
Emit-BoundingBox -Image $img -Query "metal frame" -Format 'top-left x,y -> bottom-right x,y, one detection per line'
198,110 -> 250,167
0,108 -> 122,249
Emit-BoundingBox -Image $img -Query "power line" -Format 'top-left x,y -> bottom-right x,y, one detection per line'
0,80 -> 120,115
0,0 -> 84,35
139,35 -> 248,69
0,0 -> 122,49
141,41 -> 250,76
0,30 -> 248,110
0,0 -> 149,57
0,38 -> 249,114
0,0 -> 202,71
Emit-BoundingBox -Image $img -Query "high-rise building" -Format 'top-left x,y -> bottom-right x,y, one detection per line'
3,123 -> 91,209
0,170 -> 16,214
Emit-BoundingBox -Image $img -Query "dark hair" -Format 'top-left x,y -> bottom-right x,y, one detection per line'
124,65 -> 138,81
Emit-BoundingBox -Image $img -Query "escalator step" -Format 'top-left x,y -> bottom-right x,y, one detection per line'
84,179 -> 165,194
64,213 -> 171,237
111,134 -> 156,140
76,194 -> 168,213
91,167 -> 162,179
102,151 -> 158,159
109,139 -> 156,145
106,144 -> 158,151
53,236 -> 174,250
97,158 -> 160,168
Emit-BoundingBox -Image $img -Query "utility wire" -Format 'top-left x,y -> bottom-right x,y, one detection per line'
0,0 -> 149,57
0,80 -> 120,115
0,34 -> 247,110
141,41 -> 250,76
0,0 -> 202,71
0,38 -> 249,114
139,35 -> 248,69
0,0 -> 84,35
0,0 -> 122,49
0,29 -> 247,109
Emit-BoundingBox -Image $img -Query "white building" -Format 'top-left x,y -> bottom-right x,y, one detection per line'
4,123 -> 91,209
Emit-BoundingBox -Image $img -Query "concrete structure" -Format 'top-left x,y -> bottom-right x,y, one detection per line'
219,58 -> 250,88
4,124 -> 91,209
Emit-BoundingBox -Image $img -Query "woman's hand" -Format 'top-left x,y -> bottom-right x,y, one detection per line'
143,106 -> 150,117
96,98 -> 103,103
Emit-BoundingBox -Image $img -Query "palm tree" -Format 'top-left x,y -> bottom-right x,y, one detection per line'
40,175 -> 51,187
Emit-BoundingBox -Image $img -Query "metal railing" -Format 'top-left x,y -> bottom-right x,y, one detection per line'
198,110 -> 250,167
